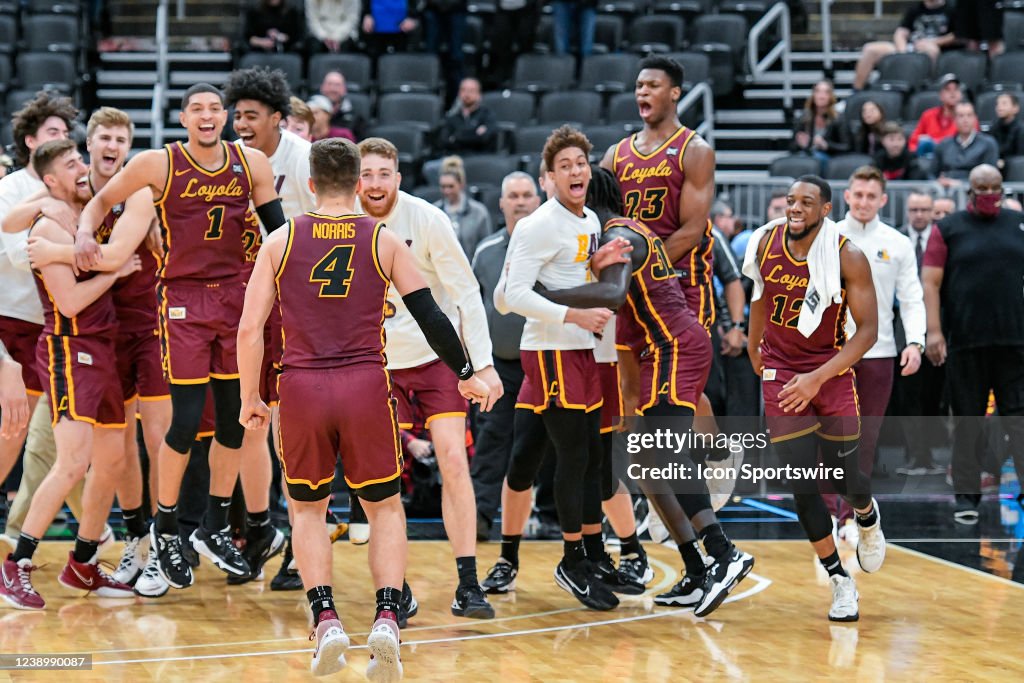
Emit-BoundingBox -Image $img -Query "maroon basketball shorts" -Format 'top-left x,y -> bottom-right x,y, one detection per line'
597,361 -> 622,433
0,314 -> 43,395
680,278 -> 715,335
390,358 -> 468,430
277,363 -> 402,502
116,328 -> 169,403
36,334 -> 125,428
157,280 -> 243,384
260,312 -> 280,406
635,323 -> 712,415
516,349 -> 603,413
762,367 -> 861,443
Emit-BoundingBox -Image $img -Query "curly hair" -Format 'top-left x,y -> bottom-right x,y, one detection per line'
11,91 -> 78,167
586,165 -> 624,217
541,125 -> 592,175
223,67 -> 293,116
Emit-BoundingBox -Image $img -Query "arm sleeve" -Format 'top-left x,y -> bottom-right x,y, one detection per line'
256,199 -> 287,234
403,287 -> 474,379
895,237 -> 926,347
425,211 -> 494,370
922,223 -> 948,269
500,220 -> 569,325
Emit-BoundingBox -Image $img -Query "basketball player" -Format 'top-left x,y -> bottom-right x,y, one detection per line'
0,341 -> 29,437
238,137 -> 492,677
743,175 -> 886,621
12,108 -> 171,596
533,167 -> 755,617
224,66 -> 316,585
75,84 -> 286,590
356,137 -> 501,619
0,140 -> 139,610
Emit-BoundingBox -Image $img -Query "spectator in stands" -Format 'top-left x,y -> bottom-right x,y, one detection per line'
933,102 -> 999,186
551,0 -> 597,58
953,0 -> 1004,57
711,199 -> 739,239
731,188 -> 786,264
791,80 -> 848,168
440,78 -> 497,156
361,0 -> 418,57
306,0 -> 360,52
422,0 -> 468,104
285,96 -> 314,141
489,0 -> 541,88
244,0 -> 304,53
992,92 -> 1024,165
875,121 -> 925,181
318,71 -> 367,140
850,99 -> 888,156
853,0 -> 955,91
435,156 -> 493,258
933,194 -> 955,220
909,73 -> 967,154
306,95 -> 354,141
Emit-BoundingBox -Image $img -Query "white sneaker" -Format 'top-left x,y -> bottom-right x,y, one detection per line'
705,446 -> 744,512
134,551 -> 170,598
646,508 -> 670,544
855,498 -> 885,573
98,525 -> 115,554
365,615 -> 403,682
837,519 -> 859,549
310,618 -> 349,676
348,522 -> 370,546
112,535 -> 149,586
828,574 -> 859,622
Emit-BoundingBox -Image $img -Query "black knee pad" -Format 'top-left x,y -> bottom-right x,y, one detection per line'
354,478 -> 401,503
211,378 -> 244,449
165,384 -> 207,454
793,493 -> 834,543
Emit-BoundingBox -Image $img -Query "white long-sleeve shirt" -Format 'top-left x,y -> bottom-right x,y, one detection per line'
305,0 -> 360,44
359,191 -> 493,371
495,198 -> 601,351
0,169 -> 45,324
269,129 -> 316,221
837,212 -> 926,359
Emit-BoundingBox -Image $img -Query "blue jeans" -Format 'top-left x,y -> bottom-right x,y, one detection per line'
551,2 -> 595,57
424,10 -> 466,99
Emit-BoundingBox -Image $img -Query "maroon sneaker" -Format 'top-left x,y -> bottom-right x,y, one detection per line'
58,552 -> 134,598
0,554 -> 45,610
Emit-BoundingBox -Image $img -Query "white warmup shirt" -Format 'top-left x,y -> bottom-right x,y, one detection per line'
836,212 -> 926,358
0,169 -> 45,324
359,191 -> 494,371
496,198 -> 602,351
594,316 -> 617,363
268,129 -> 316,220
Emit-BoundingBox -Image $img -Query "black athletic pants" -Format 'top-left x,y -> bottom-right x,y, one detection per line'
470,357 -> 524,522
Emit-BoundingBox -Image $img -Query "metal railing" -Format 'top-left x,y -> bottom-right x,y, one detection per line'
677,81 -> 715,148
821,0 -> 834,71
152,0 -> 169,147
748,1 -> 793,108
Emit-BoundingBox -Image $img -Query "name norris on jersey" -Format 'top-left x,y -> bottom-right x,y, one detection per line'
179,177 -> 245,202
617,160 -> 674,184
312,222 -> 355,240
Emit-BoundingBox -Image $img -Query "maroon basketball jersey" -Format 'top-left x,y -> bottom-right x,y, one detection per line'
93,182 -> 159,334
31,217 -> 117,337
154,141 -> 255,283
611,126 -> 713,289
276,212 -> 389,370
758,223 -> 849,373
612,217 -> 699,354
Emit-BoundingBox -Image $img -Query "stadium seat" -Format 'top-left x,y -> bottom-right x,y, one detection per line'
579,54 -> 639,94
0,1 -> 16,16
825,153 -> 875,180
844,90 -> 904,125
651,0 -> 710,23
5,89 -> 36,117
594,15 -> 626,54
1004,11 -> 1024,51
473,184 -> 503,228
412,184 -> 443,205
769,154 -> 819,178
935,51 -> 988,94
902,90 -> 940,122
627,15 -> 685,54
513,124 -> 556,161
24,15 -> 79,53
975,90 -> 1024,127
691,14 -> 748,97
376,92 -> 443,131
513,54 -> 576,94
461,154 -> 521,189
366,124 -> 425,165
483,90 -> 536,128
718,1 -> 772,35
989,52 -> 1024,88
1,121 -> 12,150
462,15 -> 485,70
874,52 -> 932,93
308,53 -> 372,94
238,52 -> 304,91
347,92 -> 372,126
0,15 -> 16,57
0,56 -> 10,97
16,52 -> 75,93
26,0 -> 80,15
665,51 -> 711,89
1004,155 -> 1024,181
596,0 -> 649,18
606,91 -> 642,127
538,91 -> 603,125
584,124 -> 629,161
377,53 -> 441,93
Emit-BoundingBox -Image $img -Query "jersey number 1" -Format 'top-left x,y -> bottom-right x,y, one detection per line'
204,206 -> 225,240
310,245 -> 356,297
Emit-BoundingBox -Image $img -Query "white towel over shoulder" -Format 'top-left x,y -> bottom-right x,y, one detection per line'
740,217 -> 844,338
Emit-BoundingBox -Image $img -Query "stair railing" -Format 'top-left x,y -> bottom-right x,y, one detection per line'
677,81 -> 715,148
152,0 -> 169,147
748,1 -> 793,109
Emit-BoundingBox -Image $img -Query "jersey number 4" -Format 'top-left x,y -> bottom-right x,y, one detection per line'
310,245 -> 356,297
623,188 -> 667,222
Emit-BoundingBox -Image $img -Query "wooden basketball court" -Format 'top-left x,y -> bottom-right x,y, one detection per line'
2,538 -> 1022,681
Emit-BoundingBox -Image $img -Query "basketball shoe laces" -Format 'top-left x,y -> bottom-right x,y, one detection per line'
12,560 -> 40,596
115,537 -> 143,575
163,535 -> 185,568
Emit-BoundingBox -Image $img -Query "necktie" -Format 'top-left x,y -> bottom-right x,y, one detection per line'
914,233 -> 923,274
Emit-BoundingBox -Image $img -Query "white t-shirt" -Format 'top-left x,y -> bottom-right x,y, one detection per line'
0,169 -> 45,324
268,129 -> 316,222
357,191 -> 494,371
495,198 -> 602,351
594,316 -> 617,363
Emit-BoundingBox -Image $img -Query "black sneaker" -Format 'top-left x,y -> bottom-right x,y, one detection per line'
228,526 -> 285,585
693,547 -> 754,618
619,552 -> 654,585
591,554 -> 645,595
481,559 -> 517,594
654,571 -> 705,607
178,527 -> 200,568
397,580 -> 418,628
451,583 -> 495,619
149,523 -> 193,589
554,559 -> 619,611
190,526 -> 250,577
270,539 -> 302,591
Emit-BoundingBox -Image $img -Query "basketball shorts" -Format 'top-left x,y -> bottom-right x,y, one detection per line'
116,328 -> 170,403
636,323 -> 712,414
516,349 -> 603,413
0,314 -> 43,395
390,358 -> 467,430
36,334 -> 125,428
680,278 -> 715,334
598,361 -> 622,433
277,363 -> 402,501
260,312 -> 280,407
762,367 -> 860,443
157,280 -> 243,384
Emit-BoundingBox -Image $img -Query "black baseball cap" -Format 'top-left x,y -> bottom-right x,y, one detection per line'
938,73 -> 961,88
